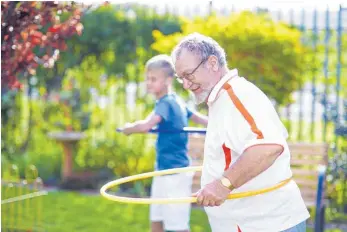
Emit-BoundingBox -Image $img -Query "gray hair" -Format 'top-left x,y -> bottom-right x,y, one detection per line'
171,32 -> 227,67
145,54 -> 175,77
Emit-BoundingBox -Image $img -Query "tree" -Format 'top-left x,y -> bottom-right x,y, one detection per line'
1,1 -> 87,155
1,3 -> 183,182
1,1 -> 85,89
36,3 -> 182,92
152,12 -> 313,105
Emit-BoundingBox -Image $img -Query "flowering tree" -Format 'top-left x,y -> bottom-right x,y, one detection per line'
1,1 -> 84,89
1,1 -> 87,154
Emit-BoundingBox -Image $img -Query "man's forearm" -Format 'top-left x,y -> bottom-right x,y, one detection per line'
223,144 -> 283,189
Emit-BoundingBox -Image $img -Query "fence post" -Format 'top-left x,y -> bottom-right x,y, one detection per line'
334,5 -> 343,149
323,7 -> 330,142
297,9 -> 306,141
285,8 -> 295,139
208,1 -> 213,16
310,9 -> 318,142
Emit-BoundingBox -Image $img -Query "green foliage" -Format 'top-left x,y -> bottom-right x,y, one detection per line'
1,91 -> 63,180
152,11 -> 313,105
1,80 -> 156,186
1,4 -> 182,184
311,30 -> 347,94
75,95 -> 155,179
35,4 -> 182,91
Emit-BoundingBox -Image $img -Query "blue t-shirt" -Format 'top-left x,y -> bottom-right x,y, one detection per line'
154,93 -> 193,170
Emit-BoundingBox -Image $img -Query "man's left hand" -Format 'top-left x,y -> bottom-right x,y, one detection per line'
193,179 -> 231,207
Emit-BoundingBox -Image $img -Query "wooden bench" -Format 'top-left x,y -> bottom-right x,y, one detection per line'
188,134 -> 329,232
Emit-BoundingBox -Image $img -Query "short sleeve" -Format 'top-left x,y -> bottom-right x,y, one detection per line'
225,83 -> 288,155
155,100 -> 170,121
186,106 -> 194,119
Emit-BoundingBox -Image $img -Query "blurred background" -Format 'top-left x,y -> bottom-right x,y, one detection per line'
1,1 -> 347,231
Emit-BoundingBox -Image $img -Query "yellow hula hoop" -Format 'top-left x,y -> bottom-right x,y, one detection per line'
100,166 -> 291,204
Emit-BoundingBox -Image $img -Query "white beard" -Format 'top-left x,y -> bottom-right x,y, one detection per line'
194,89 -> 211,105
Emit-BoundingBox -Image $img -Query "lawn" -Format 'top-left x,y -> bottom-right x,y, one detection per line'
2,191 -> 211,232
1,191 -> 345,232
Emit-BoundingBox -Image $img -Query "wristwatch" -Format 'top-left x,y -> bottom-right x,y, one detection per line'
220,176 -> 234,190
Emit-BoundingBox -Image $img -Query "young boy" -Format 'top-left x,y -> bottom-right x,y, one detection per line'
120,54 -> 208,232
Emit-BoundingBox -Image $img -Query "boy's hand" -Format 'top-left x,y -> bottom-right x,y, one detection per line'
121,123 -> 134,135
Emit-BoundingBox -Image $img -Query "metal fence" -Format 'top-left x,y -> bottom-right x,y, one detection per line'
1,165 -> 47,232
160,3 -> 347,146
273,6 -> 347,148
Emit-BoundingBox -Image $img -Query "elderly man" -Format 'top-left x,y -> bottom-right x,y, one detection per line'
171,33 -> 310,232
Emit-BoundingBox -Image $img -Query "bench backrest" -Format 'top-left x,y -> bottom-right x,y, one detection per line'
188,135 -> 329,206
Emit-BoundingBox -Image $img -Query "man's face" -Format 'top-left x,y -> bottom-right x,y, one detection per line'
174,49 -> 216,104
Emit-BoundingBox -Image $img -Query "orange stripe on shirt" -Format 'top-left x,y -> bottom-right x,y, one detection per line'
223,82 -> 264,139
222,143 -> 232,171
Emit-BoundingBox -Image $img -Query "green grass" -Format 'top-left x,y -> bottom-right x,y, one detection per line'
1,191 -> 345,232
2,191 -> 211,232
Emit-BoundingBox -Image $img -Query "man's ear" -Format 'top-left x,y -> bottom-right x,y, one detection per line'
208,55 -> 219,72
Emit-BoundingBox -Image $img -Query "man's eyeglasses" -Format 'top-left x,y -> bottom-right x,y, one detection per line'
176,58 -> 206,84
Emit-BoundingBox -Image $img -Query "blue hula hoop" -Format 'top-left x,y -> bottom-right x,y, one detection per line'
116,127 -> 207,134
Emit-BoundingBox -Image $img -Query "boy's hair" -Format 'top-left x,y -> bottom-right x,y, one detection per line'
145,54 -> 175,78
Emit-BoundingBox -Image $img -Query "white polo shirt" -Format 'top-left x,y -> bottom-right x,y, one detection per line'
201,69 -> 310,232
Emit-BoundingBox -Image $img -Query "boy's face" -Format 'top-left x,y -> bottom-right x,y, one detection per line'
145,68 -> 170,96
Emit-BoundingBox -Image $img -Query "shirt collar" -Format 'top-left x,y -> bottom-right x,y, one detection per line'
207,69 -> 239,104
